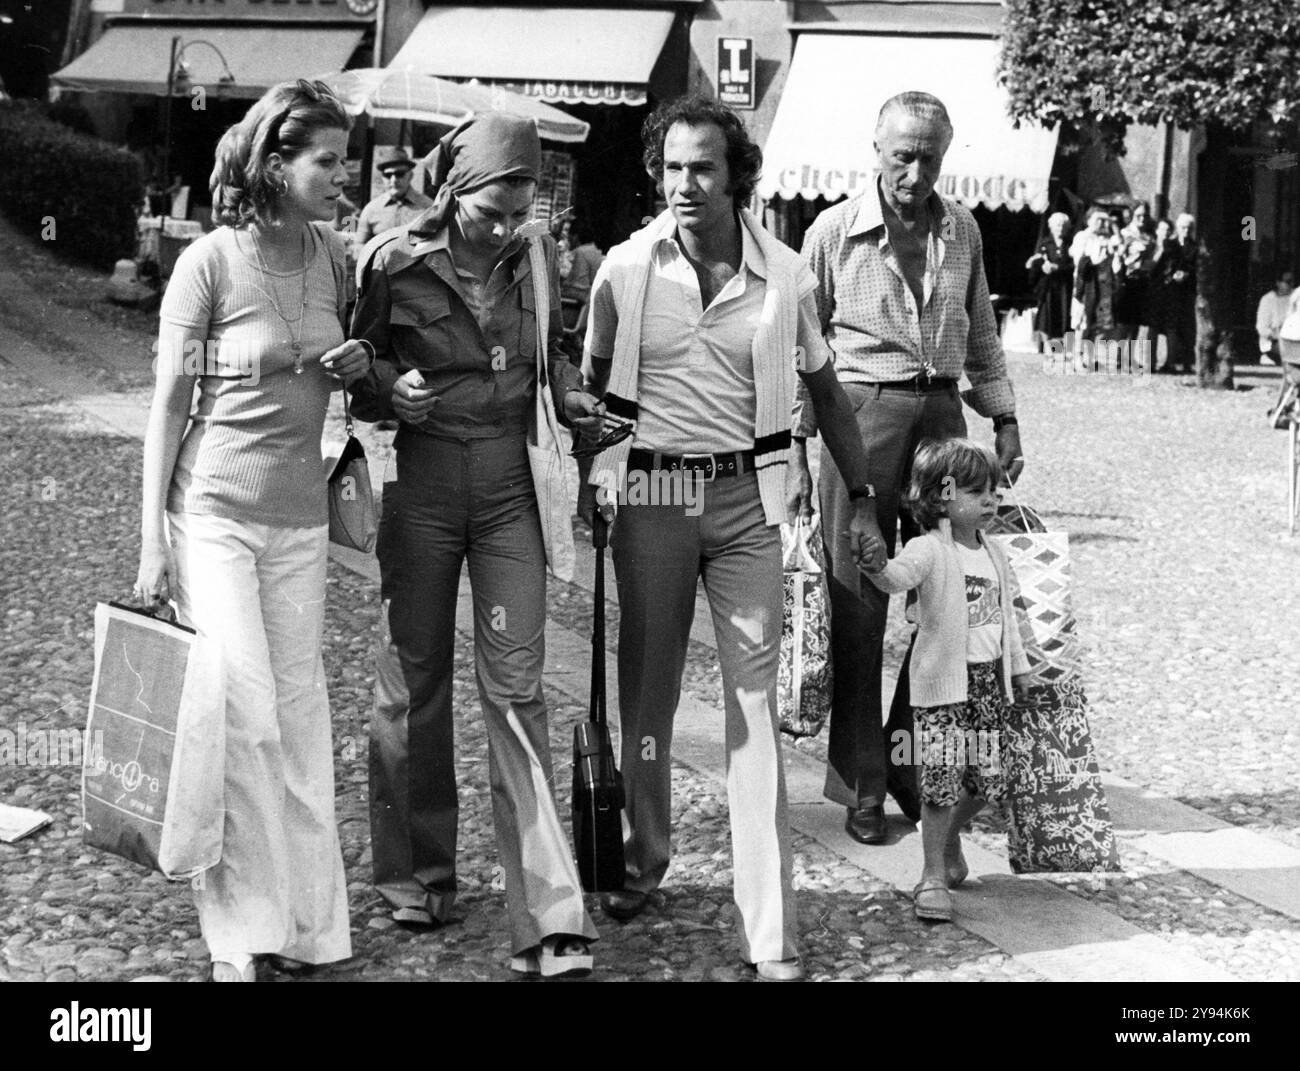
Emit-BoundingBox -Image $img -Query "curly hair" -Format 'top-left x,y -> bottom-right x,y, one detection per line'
906,438 -> 1003,531
210,79 -> 350,228
641,95 -> 762,209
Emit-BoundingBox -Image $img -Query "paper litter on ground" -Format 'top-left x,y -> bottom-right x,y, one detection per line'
0,802 -> 53,843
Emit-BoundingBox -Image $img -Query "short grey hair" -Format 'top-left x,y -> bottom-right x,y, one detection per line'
875,91 -> 954,143
1048,212 -> 1070,229
1175,212 -> 1195,228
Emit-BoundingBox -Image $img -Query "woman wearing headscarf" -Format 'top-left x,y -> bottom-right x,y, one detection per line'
135,80 -> 371,981
348,114 -> 603,977
1026,211 -> 1073,343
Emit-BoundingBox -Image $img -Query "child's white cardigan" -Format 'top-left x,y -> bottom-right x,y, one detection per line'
864,521 -> 1030,707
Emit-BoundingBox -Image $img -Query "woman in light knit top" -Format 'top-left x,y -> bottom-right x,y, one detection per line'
135,80 -> 372,982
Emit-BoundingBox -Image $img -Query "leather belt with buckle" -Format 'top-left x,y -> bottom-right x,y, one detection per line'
875,376 -> 958,394
627,447 -> 755,481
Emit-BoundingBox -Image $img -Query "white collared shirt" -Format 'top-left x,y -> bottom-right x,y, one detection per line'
630,228 -> 761,454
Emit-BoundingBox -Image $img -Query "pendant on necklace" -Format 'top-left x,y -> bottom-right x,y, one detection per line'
291,341 -> 304,374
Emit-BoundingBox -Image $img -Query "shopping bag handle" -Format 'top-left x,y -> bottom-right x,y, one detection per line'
340,385 -> 354,439
996,470 -> 1035,535
108,598 -> 194,633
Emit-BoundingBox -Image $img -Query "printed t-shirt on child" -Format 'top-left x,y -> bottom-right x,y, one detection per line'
959,541 -> 1003,664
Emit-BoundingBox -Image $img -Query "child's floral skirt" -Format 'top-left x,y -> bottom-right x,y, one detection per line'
913,661 -> 1007,807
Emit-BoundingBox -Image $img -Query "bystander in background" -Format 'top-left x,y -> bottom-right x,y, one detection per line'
1026,212 -> 1073,346
1256,270 -> 1295,365
1115,201 -> 1157,343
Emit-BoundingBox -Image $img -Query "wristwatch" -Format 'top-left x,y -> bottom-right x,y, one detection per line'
992,414 -> 1018,431
848,483 -> 877,501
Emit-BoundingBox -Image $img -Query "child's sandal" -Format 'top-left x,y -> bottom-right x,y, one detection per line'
913,879 -> 954,922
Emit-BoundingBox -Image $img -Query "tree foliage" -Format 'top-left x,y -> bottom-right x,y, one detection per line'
999,0 -> 1300,140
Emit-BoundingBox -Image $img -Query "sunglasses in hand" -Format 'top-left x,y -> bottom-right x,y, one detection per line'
570,413 -> 635,459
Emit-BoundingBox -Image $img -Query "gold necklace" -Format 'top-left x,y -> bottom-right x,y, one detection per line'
248,226 -> 309,374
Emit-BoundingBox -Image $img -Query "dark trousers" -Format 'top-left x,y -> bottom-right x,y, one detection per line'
368,429 -> 595,953
817,383 -> 967,809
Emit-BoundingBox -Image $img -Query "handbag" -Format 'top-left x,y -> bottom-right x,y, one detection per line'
571,511 -> 626,892
777,516 -> 833,738
83,600 -> 225,879
988,493 -> 1120,873
521,224 -> 577,582
327,388 -> 378,553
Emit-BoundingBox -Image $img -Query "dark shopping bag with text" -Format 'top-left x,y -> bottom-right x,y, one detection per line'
82,601 -> 225,879
777,516 -> 832,738
572,513 -> 625,892
987,499 -> 1120,873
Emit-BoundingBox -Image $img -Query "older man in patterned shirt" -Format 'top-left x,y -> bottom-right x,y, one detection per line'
789,91 -> 1025,846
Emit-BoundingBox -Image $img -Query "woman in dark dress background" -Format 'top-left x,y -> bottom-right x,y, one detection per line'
1115,201 -> 1156,342
1027,211 -> 1073,344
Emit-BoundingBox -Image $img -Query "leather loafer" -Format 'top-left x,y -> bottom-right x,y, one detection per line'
845,803 -> 888,845
600,889 -> 648,921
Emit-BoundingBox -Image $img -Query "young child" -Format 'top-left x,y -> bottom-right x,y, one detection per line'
859,439 -> 1030,923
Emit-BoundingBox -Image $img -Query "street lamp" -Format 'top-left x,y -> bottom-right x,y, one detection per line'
159,35 -> 235,220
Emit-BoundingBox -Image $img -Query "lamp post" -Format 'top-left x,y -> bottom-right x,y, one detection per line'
159,35 -> 235,220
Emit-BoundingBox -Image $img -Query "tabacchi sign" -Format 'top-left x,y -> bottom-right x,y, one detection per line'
717,36 -> 755,110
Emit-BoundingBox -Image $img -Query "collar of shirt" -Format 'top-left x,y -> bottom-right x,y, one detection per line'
651,219 -> 765,286
848,177 -> 947,313
848,178 -> 949,241
399,221 -> 528,332
404,222 -> 525,275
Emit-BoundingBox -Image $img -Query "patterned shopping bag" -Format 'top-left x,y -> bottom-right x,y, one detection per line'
777,517 -> 832,738
989,501 -> 1120,873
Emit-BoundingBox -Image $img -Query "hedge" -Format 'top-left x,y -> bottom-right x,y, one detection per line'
0,101 -> 144,270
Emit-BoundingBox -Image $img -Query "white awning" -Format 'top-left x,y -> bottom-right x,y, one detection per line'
759,34 -> 1058,212
388,5 -> 675,106
51,24 -> 366,99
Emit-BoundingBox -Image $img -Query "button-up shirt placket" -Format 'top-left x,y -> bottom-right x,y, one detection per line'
877,217 -> 945,380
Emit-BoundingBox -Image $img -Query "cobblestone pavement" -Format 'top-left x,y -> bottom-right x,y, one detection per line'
2,221 -> 1298,982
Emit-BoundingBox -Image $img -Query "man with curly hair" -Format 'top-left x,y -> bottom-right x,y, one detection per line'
580,96 -> 877,980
